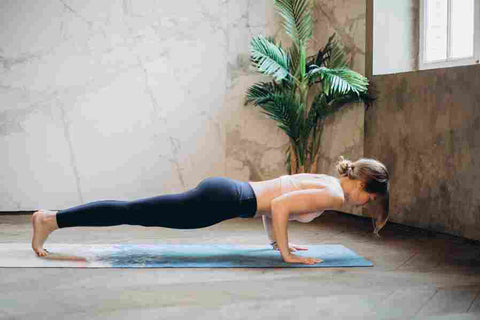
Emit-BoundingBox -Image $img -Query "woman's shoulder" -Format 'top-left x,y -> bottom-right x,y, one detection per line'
289,173 -> 344,202
289,173 -> 339,189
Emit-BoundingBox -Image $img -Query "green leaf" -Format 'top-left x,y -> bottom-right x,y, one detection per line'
306,34 -> 347,73
250,35 -> 290,81
308,66 -> 368,95
325,90 -> 376,110
324,34 -> 348,69
244,81 -> 291,106
289,44 -> 301,79
257,93 -> 302,141
274,0 -> 313,45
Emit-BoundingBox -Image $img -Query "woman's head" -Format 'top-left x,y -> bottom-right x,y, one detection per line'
336,156 -> 390,235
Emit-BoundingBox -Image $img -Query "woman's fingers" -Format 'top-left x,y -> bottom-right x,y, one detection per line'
283,254 -> 323,265
290,244 -> 308,251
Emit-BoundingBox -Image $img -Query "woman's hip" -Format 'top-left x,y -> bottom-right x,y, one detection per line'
197,177 -> 257,218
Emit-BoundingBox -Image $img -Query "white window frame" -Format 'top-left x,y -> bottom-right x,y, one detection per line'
419,0 -> 480,70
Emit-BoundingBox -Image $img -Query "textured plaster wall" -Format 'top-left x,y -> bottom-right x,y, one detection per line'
366,65 -> 480,240
0,0 -> 280,211
1,0 -> 367,216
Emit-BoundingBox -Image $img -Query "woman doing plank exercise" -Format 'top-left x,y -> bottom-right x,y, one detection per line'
31,156 -> 389,265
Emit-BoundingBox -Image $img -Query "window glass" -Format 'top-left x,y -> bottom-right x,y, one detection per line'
425,0 -> 448,62
450,0 -> 474,59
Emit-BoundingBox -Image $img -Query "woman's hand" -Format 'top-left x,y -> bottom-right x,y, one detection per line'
272,242 -> 308,252
283,253 -> 323,265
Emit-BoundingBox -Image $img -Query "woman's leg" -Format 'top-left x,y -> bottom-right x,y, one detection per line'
31,177 -> 256,256
53,179 -> 236,229
32,188 -> 210,256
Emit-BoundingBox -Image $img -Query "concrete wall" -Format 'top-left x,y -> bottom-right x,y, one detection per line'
1,0 -> 286,211
1,0 -> 368,214
366,65 -> 480,240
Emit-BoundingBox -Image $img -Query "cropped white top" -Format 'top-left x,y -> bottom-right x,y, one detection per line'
280,175 -> 325,223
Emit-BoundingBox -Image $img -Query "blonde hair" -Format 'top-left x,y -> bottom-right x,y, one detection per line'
336,156 -> 390,236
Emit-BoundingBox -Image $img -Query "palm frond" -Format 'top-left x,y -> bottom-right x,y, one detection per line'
311,93 -> 335,120
306,34 -> 334,68
306,34 -> 347,72
257,93 -> 302,141
324,35 -> 348,69
325,90 -> 375,110
289,44 -> 300,79
306,94 -> 326,130
305,94 -> 328,167
310,90 -> 375,124
308,67 -> 368,95
250,35 -> 291,81
274,0 -> 313,45
244,81 -> 292,106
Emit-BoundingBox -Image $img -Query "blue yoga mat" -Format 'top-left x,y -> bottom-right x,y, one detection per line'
0,243 -> 373,268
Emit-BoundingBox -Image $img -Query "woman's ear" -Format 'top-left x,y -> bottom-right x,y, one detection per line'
358,180 -> 366,189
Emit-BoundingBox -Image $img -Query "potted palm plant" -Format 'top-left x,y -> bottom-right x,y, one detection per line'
245,0 -> 373,174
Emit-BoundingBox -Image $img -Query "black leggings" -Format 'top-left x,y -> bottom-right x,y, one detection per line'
56,177 -> 257,229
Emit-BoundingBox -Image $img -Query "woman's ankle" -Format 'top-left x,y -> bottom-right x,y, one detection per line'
45,210 -> 59,230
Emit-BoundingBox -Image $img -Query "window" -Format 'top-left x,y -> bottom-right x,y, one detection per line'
420,0 -> 480,70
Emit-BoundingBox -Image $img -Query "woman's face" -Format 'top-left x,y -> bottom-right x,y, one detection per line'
348,180 -> 377,206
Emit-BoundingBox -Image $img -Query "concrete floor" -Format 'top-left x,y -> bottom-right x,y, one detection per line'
1,211 -> 480,320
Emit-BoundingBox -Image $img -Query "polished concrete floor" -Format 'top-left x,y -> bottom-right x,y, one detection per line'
1,211 -> 480,320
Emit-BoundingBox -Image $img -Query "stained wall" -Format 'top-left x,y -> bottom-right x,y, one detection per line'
366,65 -> 480,240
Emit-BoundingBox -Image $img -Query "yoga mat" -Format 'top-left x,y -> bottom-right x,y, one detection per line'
0,243 -> 373,268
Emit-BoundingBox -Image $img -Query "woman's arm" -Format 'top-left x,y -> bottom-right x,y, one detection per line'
270,188 -> 343,264
270,202 -> 294,261
264,215 -> 309,251
262,215 -> 276,245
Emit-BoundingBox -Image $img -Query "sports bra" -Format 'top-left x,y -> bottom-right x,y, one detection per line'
280,175 -> 325,223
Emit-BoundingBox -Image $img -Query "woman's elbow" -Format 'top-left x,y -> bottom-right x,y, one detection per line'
270,200 -> 289,217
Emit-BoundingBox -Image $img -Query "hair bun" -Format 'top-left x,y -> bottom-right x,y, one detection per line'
336,156 -> 353,177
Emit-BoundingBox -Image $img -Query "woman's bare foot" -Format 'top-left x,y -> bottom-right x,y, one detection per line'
31,209 -> 59,257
